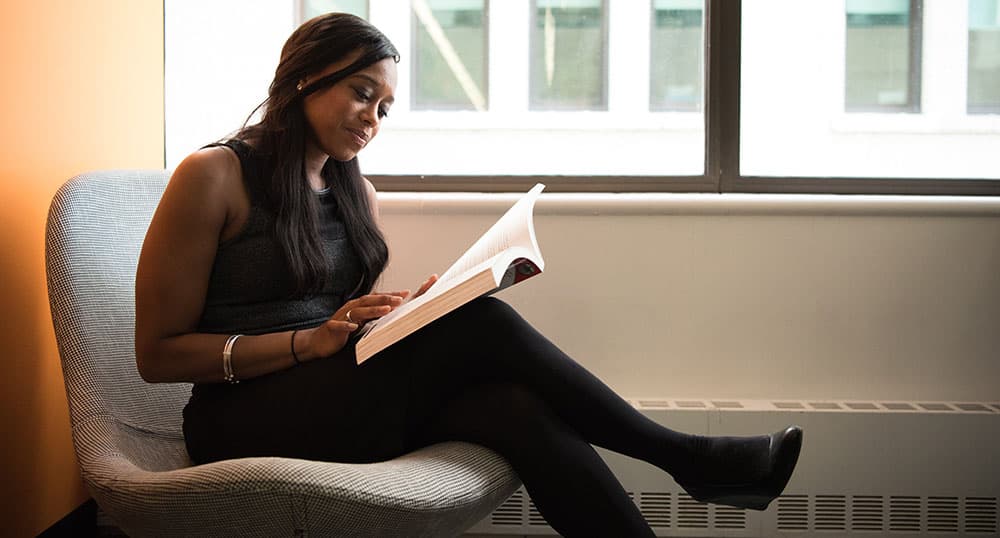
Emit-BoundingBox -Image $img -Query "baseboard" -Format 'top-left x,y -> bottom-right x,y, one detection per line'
37,499 -> 96,538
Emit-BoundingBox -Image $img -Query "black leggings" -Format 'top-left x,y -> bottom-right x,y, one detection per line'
185,297 -> 701,537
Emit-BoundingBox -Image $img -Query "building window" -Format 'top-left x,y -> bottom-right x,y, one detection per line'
650,0 -> 703,111
529,0 -> 607,110
166,1 -> 999,191
845,0 -> 922,112
969,0 -> 1000,114
300,0 -> 368,20
412,0 -> 488,111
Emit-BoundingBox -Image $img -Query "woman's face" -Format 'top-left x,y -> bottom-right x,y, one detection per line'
301,53 -> 397,162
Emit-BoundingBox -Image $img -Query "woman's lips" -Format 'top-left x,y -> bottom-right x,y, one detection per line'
346,128 -> 368,147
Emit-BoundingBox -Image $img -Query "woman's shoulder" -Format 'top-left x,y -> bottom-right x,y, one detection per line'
169,144 -> 245,200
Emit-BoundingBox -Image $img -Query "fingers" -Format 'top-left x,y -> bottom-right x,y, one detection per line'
340,293 -> 405,325
414,274 -> 439,298
326,320 -> 358,332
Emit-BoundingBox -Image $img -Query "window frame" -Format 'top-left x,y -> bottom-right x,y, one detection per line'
342,1 -> 1000,195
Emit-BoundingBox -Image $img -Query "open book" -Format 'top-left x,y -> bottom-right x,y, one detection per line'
355,183 -> 546,364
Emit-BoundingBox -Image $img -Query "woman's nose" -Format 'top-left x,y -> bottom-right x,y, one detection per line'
360,105 -> 378,127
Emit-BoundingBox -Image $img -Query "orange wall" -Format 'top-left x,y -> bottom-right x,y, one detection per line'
0,1 -> 163,535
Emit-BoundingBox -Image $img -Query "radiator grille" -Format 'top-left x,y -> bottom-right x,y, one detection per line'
777,495 -> 810,531
713,505 -> 746,529
484,490 -> 998,535
851,495 -> 884,532
490,489 -> 522,527
639,492 -> 671,528
966,497 -> 998,534
814,495 -> 846,531
676,493 -> 709,529
889,495 -> 922,532
927,496 -> 960,533
527,498 -> 546,526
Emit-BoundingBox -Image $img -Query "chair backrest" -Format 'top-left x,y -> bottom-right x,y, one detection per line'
46,170 -> 191,439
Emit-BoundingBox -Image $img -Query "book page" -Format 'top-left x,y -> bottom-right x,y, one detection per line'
433,183 -> 545,288
357,184 -> 545,338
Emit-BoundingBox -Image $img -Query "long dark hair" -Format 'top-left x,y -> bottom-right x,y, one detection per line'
236,13 -> 396,296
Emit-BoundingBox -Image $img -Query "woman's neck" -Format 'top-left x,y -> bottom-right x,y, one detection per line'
303,143 -> 329,191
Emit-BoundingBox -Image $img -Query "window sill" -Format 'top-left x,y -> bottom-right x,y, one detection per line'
379,190 -> 1000,217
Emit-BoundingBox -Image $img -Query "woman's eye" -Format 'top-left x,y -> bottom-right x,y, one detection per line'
353,87 -> 371,101
378,107 -> 389,119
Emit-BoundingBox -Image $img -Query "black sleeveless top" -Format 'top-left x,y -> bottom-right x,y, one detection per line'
196,140 -> 365,335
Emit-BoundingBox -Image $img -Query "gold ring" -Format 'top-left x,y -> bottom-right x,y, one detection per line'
346,310 -> 354,323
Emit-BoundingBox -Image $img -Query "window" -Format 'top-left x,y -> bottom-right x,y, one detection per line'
845,0 -> 921,112
969,0 -> 1000,113
165,0 -> 1000,194
412,0 -> 488,110
650,0 -> 703,111
740,0 -> 999,183
301,0 -> 368,20
529,0 -> 607,110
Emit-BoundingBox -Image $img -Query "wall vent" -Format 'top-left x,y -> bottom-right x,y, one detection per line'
676,494 -> 709,528
928,496 -> 960,533
851,495 -> 884,532
814,495 -> 847,531
639,492 -> 671,527
714,505 -> 746,529
889,495 -> 922,532
919,402 -> 955,412
957,403 -> 992,412
628,398 -> 1000,414
489,489 -> 522,527
965,497 -> 998,534
527,499 -> 546,526
777,495 -> 810,531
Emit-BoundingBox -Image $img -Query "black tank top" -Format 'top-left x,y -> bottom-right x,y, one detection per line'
196,139 -> 365,335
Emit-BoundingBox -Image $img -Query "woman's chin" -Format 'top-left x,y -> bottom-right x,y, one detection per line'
329,149 -> 360,162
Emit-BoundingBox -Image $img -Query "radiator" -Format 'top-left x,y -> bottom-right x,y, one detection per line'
466,399 -> 1000,537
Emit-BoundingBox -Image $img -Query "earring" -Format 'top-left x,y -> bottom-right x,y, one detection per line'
296,80 -> 305,92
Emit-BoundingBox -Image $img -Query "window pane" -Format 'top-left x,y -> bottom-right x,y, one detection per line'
530,0 -> 606,110
412,0 -> 488,110
969,0 -> 1000,113
302,0 -> 368,20
741,1 -> 1000,179
650,0 -> 703,111
845,0 -> 919,111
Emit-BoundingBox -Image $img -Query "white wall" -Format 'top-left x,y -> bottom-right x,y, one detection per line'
378,192 -> 1000,402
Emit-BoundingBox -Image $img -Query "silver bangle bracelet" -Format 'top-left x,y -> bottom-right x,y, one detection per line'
222,334 -> 243,384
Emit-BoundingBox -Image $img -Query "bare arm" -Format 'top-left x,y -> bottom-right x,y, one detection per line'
135,150 -> 404,384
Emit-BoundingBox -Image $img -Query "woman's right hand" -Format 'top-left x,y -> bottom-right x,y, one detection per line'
302,292 -> 407,359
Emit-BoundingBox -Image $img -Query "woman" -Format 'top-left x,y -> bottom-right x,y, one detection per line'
135,13 -> 802,537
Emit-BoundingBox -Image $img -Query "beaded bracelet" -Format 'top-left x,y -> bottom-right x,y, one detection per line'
222,334 -> 242,384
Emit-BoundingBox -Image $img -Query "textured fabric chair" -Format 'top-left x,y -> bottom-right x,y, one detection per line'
45,170 -> 520,537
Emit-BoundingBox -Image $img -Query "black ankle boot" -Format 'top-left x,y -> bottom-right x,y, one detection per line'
676,426 -> 803,511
